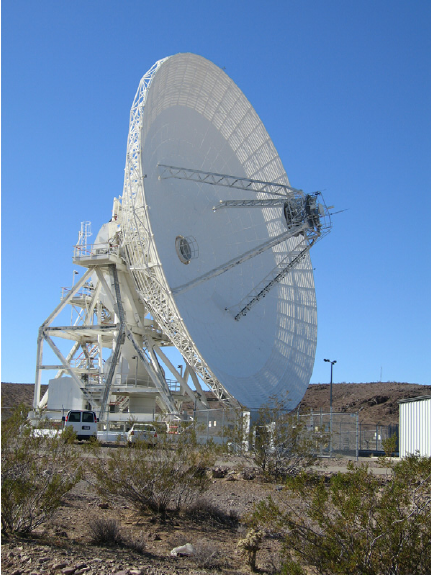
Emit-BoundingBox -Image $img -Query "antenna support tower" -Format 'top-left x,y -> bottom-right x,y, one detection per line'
31,53 -> 332,429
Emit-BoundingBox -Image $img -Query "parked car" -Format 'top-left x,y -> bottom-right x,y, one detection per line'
97,423 -> 127,443
167,422 -> 193,435
62,410 -> 99,440
126,423 -> 158,446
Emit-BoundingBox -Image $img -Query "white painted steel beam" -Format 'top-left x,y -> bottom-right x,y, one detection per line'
43,333 -> 98,408
153,346 -> 206,409
171,227 -> 306,295
158,164 -> 300,197
42,269 -> 93,328
125,329 -> 177,413
213,198 -> 289,210
232,243 -> 312,320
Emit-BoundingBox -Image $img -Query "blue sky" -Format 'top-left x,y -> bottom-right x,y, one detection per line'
2,0 -> 430,388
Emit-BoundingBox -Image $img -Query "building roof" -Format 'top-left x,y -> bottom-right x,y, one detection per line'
398,395 -> 431,404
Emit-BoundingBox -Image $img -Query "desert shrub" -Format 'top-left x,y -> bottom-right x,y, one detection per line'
91,429 -> 216,519
192,539 -> 230,570
126,533 -> 146,554
381,432 -> 398,459
249,454 -> 431,575
89,517 -> 123,546
89,517 -> 145,552
223,395 -> 324,481
184,498 -> 239,529
61,424 -> 77,444
1,406 -> 82,535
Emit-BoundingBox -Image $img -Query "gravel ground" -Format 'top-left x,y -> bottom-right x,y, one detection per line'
1,464 -> 289,575
1,448 -> 393,575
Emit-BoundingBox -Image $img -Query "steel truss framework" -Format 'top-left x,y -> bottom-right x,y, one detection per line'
158,164 -> 302,197
158,165 -> 331,316
120,61 -> 331,402
230,239 -> 315,320
34,56 -> 331,420
120,59 -> 236,404
33,254 -> 210,422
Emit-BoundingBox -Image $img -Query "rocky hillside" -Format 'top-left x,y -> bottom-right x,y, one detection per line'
299,382 -> 431,425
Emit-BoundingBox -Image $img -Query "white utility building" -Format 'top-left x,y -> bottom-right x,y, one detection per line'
399,395 -> 431,457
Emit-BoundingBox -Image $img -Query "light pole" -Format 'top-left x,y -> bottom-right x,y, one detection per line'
324,359 -> 336,457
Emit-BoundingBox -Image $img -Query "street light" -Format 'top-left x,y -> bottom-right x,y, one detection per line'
324,359 -> 337,412
324,359 -> 337,457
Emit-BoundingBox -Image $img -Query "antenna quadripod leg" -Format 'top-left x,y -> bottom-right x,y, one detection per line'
161,165 -> 331,318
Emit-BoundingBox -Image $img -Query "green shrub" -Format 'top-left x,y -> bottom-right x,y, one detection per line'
249,454 -> 431,574
223,394 -> 324,481
60,424 -> 77,444
1,406 -> 82,535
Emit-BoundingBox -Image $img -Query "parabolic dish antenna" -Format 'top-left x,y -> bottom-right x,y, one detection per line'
121,53 -> 331,410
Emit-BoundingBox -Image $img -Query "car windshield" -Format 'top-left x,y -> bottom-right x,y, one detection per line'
133,424 -> 154,431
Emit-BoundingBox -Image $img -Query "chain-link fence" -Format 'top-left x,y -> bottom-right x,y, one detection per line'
194,407 -> 240,444
192,407 -> 399,457
296,412 -> 399,457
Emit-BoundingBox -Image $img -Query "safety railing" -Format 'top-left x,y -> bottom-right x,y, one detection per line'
73,243 -> 120,261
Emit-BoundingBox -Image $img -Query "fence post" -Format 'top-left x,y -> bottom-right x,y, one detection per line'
356,412 -> 359,461
319,409 -> 323,456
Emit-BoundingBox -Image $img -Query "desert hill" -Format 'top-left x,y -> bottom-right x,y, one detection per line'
2,381 -> 430,427
300,382 -> 430,426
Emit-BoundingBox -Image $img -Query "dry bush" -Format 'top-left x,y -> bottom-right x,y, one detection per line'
166,533 -> 191,551
89,517 -> 146,553
192,539 -> 230,570
91,429 -> 216,519
167,535 -> 230,570
88,517 -> 123,546
1,406 -> 82,535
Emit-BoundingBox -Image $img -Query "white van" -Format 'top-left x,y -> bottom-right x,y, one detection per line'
62,410 -> 99,440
